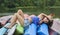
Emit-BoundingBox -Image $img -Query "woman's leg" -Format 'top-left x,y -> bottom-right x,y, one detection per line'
9,13 -> 17,27
16,13 -> 24,26
5,13 -> 17,29
17,9 -> 24,18
5,9 -> 24,28
37,23 -> 49,35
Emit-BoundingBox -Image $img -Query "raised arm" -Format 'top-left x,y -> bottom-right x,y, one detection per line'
38,13 -> 48,20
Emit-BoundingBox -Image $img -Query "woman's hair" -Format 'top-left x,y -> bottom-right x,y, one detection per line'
49,13 -> 55,16
47,20 -> 53,27
47,13 -> 54,27
0,22 -> 2,28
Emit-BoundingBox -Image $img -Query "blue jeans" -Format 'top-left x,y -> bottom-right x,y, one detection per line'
37,23 -> 49,35
24,16 -> 39,35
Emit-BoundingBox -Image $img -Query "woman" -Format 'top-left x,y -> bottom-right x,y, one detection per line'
5,9 -> 32,29
37,13 -> 54,35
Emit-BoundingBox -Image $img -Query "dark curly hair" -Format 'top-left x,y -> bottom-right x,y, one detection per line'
47,20 -> 53,27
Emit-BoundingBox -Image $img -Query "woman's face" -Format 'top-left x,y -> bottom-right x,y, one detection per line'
24,14 -> 29,19
43,17 -> 49,23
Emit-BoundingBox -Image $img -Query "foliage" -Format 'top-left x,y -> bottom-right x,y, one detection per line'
0,0 -> 60,17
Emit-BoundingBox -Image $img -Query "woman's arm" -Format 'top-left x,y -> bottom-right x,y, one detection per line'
38,13 -> 48,20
